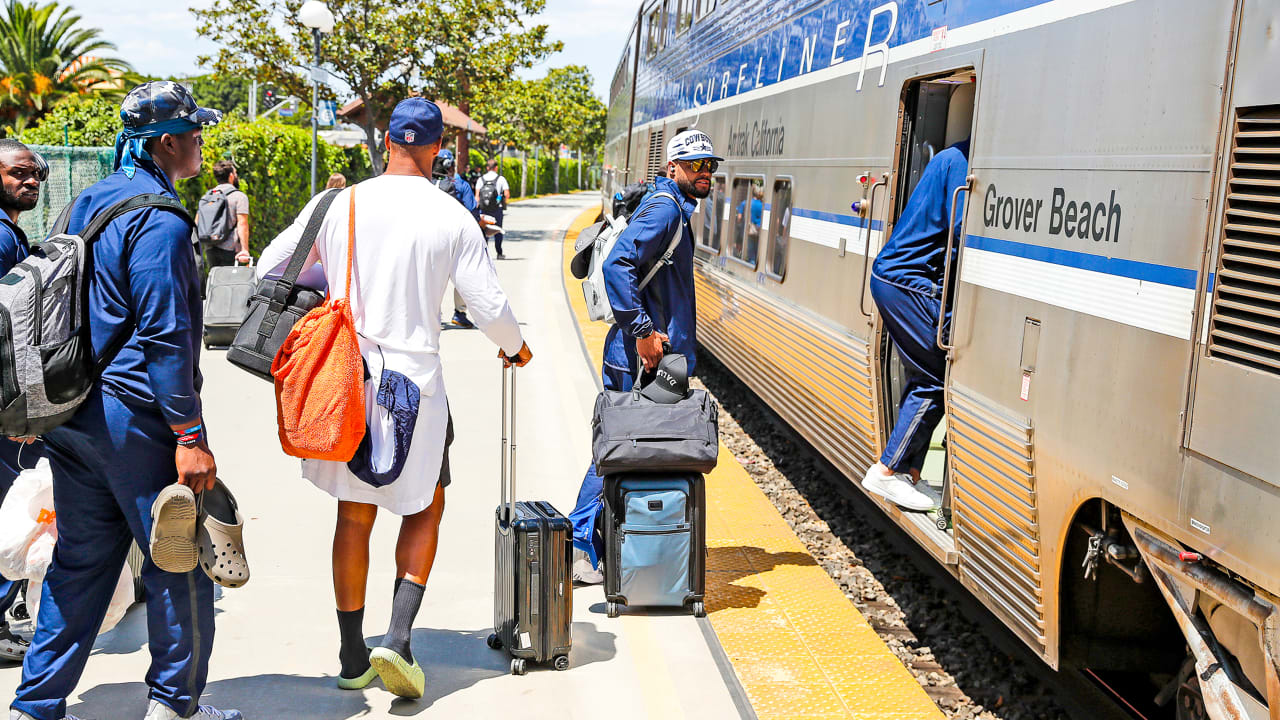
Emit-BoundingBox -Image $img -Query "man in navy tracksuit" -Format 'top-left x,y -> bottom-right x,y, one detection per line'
567,130 -> 720,580
10,82 -> 241,720
0,139 -> 48,663
433,148 -> 486,329
862,140 -> 970,512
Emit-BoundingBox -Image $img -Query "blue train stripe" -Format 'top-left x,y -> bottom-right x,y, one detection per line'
965,235 -> 1200,290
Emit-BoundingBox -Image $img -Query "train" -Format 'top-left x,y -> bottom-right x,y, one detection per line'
601,1 -> 1280,718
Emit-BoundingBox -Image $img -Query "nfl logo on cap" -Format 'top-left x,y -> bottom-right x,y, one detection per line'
405,130 -> 415,143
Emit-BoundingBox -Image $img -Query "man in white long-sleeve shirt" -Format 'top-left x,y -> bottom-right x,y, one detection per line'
259,97 -> 532,699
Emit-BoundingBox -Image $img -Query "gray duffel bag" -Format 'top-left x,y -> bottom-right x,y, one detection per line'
591,372 -> 719,476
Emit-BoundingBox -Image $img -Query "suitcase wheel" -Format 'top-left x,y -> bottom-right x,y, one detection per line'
510,658 -> 527,676
691,601 -> 706,618
486,633 -> 502,650
607,601 -> 621,618
554,655 -> 570,671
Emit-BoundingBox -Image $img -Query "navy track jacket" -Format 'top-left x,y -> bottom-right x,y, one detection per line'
602,176 -> 698,376
63,158 -> 203,426
872,141 -> 970,297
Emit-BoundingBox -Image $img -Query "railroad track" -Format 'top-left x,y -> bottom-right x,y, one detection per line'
694,351 -> 1148,720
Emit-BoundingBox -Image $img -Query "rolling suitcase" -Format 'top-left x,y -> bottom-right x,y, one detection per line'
603,473 -> 706,618
487,365 -> 574,675
203,261 -> 256,348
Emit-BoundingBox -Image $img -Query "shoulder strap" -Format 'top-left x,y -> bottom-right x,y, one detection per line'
637,192 -> 686,291
80,194 -> 192,243
256,189 -> 342,343
275,189 -> 341,294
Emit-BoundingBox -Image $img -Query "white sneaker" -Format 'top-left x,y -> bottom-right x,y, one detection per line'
572,549 -> 603,585
861,465 -> 935,512
11,712 -> 83,720
144,699 -> 244,720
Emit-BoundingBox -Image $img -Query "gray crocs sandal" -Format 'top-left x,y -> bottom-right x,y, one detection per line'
150,484 -> 198,573
197,479 -> 249,588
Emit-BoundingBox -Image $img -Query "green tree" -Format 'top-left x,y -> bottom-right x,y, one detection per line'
193,0 -> 558,176
415,0 -> 560,175
195,0 -> 429,175
16,91 -> 117,145
0,0 -> 131,132
475,66 -> 604,193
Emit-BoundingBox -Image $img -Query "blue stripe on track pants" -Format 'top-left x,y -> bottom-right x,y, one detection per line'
870,274 -> 948,475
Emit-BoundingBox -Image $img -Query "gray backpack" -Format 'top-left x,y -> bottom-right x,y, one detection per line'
0,194 -> 191,437
196,186 -> 235,247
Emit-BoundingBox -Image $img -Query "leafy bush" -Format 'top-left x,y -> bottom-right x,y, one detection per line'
17,94 -> 122,147
176,116 -> 372,254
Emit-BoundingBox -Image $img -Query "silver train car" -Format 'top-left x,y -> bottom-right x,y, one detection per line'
602,0 -> 1280,716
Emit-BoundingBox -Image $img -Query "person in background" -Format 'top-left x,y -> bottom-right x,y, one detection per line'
431,148 -> 483,328
9,81 -> 241,720
0,139 -> 46,665
862,139 -> 970,512
325,173 -> 346,190
566,129 -> 718,582
474,158 -> 510,259
284,98 -> 531,699
199,160 -> 250,268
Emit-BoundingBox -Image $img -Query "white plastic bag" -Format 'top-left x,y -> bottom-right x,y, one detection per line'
98,567 -> 134,635
0,458 -> 55,581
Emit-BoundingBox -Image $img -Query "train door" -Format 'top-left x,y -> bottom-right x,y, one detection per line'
871,67 -> 976,545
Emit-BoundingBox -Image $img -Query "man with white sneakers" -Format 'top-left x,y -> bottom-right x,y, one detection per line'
862,139 -> 970,512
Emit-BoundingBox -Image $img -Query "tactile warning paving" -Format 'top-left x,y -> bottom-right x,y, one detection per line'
562,211 -> 944,720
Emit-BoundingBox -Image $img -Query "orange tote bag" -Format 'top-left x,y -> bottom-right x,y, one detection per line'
272,188 -> 366,461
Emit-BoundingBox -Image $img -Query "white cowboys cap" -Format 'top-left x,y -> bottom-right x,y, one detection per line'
666,129 -> 723,163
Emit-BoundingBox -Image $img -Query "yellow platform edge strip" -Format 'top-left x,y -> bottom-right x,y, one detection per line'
560,206 -> 944,720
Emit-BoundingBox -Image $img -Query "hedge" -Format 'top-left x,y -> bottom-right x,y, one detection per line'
176,117 -> 372,255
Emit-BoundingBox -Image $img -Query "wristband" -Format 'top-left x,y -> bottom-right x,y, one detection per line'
175,423 -> 204,448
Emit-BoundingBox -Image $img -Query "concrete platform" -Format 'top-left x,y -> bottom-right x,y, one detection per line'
0,193 -> 745,720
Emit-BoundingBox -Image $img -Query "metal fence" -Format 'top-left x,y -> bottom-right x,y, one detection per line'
20,145 -> 115,240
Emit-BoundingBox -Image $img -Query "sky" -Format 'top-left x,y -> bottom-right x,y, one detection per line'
65,0 -> 635,102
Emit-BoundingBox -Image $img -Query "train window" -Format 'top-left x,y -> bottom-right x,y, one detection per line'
695,0 -> 716,20
660,0 -> 670,49
729,176 -> 764,267
698,175 -> 726,252
766,177 -> 792,279
646,8 -> 660,57
676,0 -> 692,34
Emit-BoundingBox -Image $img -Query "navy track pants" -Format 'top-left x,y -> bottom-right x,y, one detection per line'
870,274 -> 948,475
569,362 -> 633,567
12,389 -> 214,720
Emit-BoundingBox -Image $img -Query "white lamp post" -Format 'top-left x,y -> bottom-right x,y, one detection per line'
298,1 -> 334,196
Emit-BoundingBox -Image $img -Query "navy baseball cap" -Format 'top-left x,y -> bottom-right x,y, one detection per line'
388,98 -> 443,146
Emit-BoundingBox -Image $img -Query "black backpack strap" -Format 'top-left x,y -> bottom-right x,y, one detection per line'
80,194 -> 192,243
73,194 -> 194,376
257,188 -> 342,341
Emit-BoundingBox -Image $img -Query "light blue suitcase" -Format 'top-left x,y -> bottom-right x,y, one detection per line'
603,474 -> 706,618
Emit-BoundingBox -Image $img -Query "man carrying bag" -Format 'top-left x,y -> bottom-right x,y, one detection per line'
566,130 -> 721,582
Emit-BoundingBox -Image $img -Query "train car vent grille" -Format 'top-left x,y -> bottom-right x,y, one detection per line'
1208,105 -> 1280,376
646,129 -> 665,182
948,384 -> 1045,652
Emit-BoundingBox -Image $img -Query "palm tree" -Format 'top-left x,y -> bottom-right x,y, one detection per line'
0,0 -> 131,131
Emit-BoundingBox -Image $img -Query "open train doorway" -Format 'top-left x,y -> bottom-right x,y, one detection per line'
875,68 -> 976,534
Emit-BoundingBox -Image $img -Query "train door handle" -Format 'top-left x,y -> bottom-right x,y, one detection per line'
858,172 -> 891,320
936,175 -> 977,353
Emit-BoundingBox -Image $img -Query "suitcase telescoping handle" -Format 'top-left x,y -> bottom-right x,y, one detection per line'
500,364 -> 518,524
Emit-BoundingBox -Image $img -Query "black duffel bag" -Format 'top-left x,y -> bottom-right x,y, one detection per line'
591,355 -> 719,476
226,188 -> 340,380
